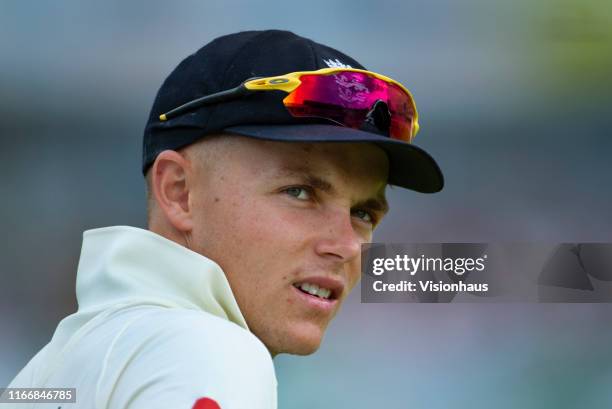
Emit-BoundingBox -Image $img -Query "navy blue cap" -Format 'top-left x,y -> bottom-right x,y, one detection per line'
142,30 -> 443,193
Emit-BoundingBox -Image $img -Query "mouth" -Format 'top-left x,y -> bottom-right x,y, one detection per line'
291,276 -> 344,303
293,282 -> 334,300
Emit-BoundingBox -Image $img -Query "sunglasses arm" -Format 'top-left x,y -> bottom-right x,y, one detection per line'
159,84 -> 252,121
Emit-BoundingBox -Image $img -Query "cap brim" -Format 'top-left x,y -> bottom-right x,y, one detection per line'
224,124 -> 444,193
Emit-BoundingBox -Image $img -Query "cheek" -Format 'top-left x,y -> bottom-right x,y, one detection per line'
225,194 -> 322,248
194,195 -> 313,283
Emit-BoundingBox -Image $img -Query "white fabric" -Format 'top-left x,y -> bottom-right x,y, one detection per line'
7,226 -> 278,409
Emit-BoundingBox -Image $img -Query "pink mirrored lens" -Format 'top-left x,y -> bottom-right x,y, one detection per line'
283,72 -> 415,141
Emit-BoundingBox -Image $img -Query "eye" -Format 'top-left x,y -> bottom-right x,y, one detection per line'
352,209 -> 375,224
284,186 -> 312,201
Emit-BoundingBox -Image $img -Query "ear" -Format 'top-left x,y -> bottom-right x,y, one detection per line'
150,150 -> 194,232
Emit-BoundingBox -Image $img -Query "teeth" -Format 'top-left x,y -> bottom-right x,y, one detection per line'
296,282 -> 332,299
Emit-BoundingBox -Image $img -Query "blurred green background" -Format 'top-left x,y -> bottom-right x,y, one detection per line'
2,1 -> 612,408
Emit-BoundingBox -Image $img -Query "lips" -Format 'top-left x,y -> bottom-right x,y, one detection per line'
292,276 -> 345,301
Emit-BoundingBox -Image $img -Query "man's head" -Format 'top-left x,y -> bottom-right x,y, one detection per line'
147,135 -> 388,355
142,30 -> 443,355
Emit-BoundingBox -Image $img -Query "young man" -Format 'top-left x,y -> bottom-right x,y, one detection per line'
7,30 -> 443,408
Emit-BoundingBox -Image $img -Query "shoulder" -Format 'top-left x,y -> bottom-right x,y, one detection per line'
106,306 -> 272,370
132,307 -> 269,359
99,307 -> 277,409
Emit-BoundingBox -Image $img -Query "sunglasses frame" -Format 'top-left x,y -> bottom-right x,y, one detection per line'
159,67 -> 419,139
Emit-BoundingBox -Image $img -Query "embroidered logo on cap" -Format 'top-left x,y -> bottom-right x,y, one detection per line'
323,58 -> 352,69
192,397 -> 221,409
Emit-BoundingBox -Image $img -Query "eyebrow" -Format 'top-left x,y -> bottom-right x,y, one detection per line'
355,196 -> 389,216
274,165 -> 389,216
274,165 -> 333,189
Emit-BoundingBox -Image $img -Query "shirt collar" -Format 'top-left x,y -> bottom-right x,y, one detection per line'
75,225 -> 248,330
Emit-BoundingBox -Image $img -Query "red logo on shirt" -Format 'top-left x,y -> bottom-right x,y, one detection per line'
192,397 -> 221,409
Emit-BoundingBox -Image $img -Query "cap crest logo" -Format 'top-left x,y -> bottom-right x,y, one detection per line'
323,58 -> 352,69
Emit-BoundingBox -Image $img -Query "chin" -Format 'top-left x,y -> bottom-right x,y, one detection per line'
285,339 -> 322,356
273,323 -> 326,356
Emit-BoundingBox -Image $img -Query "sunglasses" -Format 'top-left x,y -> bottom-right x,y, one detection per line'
159,67 -> 419,142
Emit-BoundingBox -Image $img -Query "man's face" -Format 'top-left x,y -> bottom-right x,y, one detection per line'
186,136 -> 389,356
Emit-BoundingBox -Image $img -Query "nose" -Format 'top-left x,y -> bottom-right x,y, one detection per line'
314,209 -> 363,263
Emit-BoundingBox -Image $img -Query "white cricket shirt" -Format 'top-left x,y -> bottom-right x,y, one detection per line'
7,226 -> 278,409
